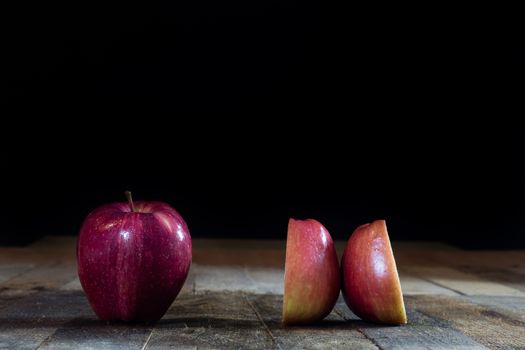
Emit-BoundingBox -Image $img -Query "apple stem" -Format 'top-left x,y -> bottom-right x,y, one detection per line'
124,191 -> 136,212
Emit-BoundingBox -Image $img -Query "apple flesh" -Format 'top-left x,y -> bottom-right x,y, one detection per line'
77,199 -> 191,322
341,220 -> 407,324
283,218 -> 340,325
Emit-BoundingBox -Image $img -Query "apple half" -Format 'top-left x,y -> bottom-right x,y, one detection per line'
283,218 -> 340,325
341,220 -> 407,325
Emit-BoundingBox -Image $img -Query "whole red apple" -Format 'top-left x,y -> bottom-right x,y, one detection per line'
77,191 -> 192,322
283,218 -> 340,325
341,220 -> 407,325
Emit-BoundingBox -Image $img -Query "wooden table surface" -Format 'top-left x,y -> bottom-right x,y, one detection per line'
1,237 -> 524,349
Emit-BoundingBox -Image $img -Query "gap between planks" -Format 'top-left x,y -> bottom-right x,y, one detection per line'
244,294 -> 282,350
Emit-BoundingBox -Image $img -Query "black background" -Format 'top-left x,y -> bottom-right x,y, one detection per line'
2,3 -> 524,247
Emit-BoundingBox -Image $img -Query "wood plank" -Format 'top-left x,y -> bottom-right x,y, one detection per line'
2,263 -> 77,290
192,265 -> 257,294
0,289 -> 36,312
193,265 -> 284,295
398,269 -> 460,296
0,264 -> 34,284
193,239 -> 286,268
0,237 -> 76,265
244,267 -> 283,295
37,318 -> 153,350
0,248 -> 39,265
508,261 -> 525,274
0,290 -> 88,350
409,294 -> 525,349
405,266 -> 525,296
59,277 -> 82,291
0,237 -> 524,350
409,249 -> 525,271
248,294 -> 379,350
1,289 -> 155,350
335,298 -> 488,350
455,265 -> 525,293
390,242 -> 462,269
193,248 -> 285,268
145,292 -> 274,349
448,250 -> 525,270
463,295 -> 525,323
178,263 -> 196,296
358,324 -> 488,350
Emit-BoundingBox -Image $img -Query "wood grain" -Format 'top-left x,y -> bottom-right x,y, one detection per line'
145,292 -> 273,350
0,290 -> 35,313
37,319 -> 153,350
1,263 -> 77,290
0,291 -> 87,349
248,294 -> 379,350
192,265 -> 256,293
456,265 -> 525,293
398,269 -> 460,296
409,295 -> 525,349
0,264 -> 34,284
335,298 -> 487,350
404,266 -> 525,296
464,295 -> 525,323
244,267 -> 283,295
0,237 -> 524,349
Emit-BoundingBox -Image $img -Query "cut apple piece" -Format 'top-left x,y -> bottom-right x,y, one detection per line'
341,220 -> 407,325
283,218 -> 340,325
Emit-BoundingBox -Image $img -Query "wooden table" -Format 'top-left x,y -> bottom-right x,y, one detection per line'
1,237 -> 524,349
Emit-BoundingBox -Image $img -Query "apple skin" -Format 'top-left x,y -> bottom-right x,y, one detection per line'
77,201 -> 192,322
283,218 -> 340,326
341,220 -> 407,325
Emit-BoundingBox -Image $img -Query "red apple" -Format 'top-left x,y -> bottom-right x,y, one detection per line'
77,191 -> 192,322
341,220 -> 407,324
283,218 -> 340,325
